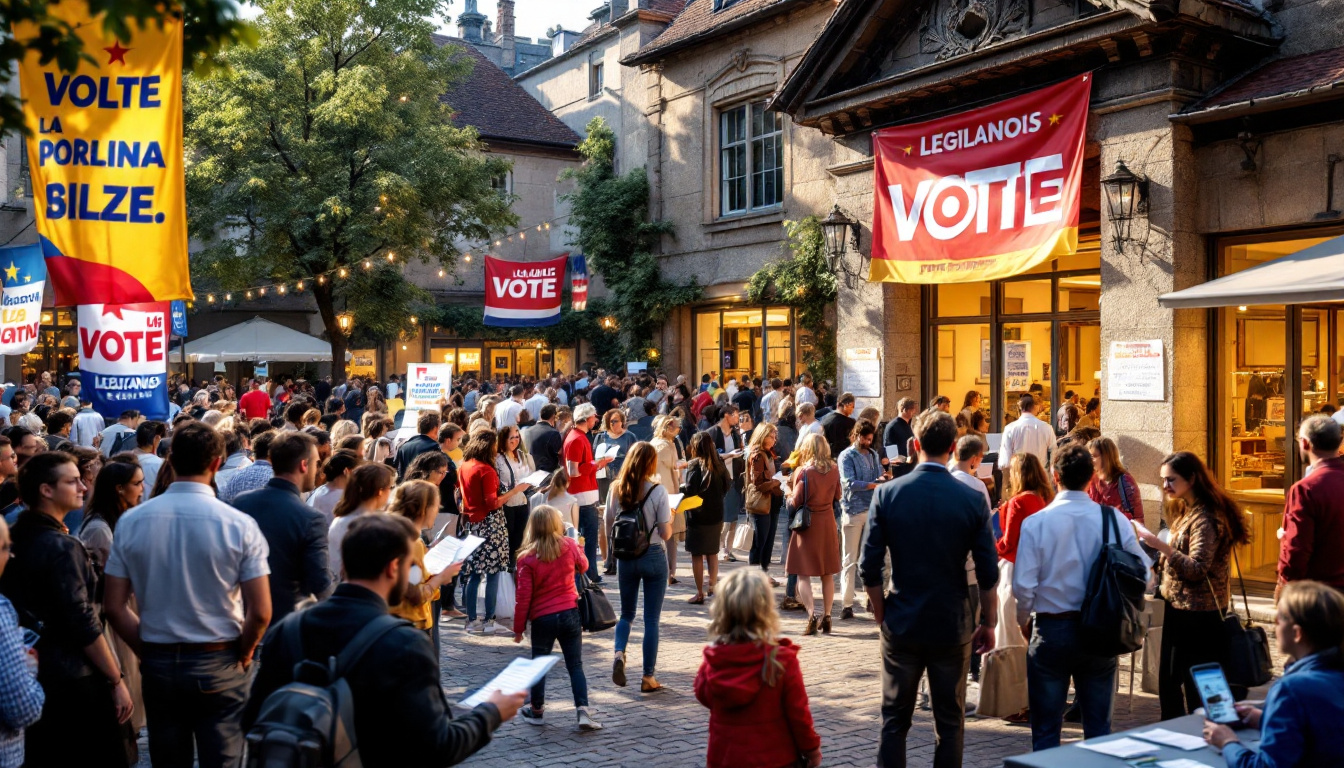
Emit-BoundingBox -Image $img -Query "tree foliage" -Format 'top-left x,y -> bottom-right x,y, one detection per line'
1,0 -> 254,135
184,0 -> 516,377
746,217 -> 837,383
562,117 -> 699,370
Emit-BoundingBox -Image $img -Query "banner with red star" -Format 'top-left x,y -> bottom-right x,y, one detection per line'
870,74 -> 1091,283
14,3 -> 190,305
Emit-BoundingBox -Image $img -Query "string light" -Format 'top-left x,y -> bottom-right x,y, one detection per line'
277,284 -> 286,294
464,254 -> 472,263
438,268 -> 445,277
296,280 -> 304,291
258,287 -> 266,296
338,268 -> 348,278
225,293 -> 232,301
318,275 -> 326,285
207,294 -> 215,303
409,316 -> 417,324
363,260 -> 371,269
519,232 -> 525,240
386,252 -> 395,262
245,291 -> 252,299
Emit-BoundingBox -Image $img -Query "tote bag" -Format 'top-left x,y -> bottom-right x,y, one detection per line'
578,574 -> 617,632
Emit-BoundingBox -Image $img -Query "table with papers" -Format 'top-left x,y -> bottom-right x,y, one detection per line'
1003,714 -> 1256,767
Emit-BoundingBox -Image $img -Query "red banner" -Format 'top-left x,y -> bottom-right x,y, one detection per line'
870,74 -> 1091,283
483,254 -> 567,327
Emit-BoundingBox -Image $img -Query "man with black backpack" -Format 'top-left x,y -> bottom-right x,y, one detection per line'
244,514 -> 523,766
1012,444 -> 1151,751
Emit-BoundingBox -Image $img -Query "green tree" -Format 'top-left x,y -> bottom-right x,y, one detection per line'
746,217 -> 837,383
2,0 -> 253,135
562,117 -> 699,369
185,0 -> 516,377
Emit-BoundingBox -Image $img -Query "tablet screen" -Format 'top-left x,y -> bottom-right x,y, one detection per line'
1192,665 -> 1238,724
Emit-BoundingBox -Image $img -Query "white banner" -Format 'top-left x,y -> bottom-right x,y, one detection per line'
403,363 -> 453,425
79,303 -> 171,420
0,243 -> 45,355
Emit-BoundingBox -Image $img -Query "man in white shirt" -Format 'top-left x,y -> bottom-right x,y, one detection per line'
759,378 -> 784,423
134,421 -> 167,502
70,398 -> 106,448
1012,444 -> 1151,751
997,394 -> 1054,471
523,384 -> 549,424
99,410 -> 141,456
1055,390 -> 1079,433
493,385 -> 525,429
795,373 -> 818,407
797,402 -> 823,439
104,422 -> 272,768
950,435 -> 991,510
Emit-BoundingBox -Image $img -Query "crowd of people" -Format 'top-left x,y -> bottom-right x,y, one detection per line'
0,366 -> 1338,768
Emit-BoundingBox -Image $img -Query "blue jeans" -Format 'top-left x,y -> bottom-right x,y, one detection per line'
1027,614 -> 1118,751
615,544 -> 668,676
464,571 -> 500,622
749,505 -> 779,571
578,504 -> 601,581
529,608 -> 587,709
140,646 -> 252,768
781,522 -> 798,598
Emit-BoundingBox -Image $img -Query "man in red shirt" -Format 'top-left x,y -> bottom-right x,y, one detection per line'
239,380 -> 272,421
1279,415 -> 1344,598
563,403 -> 614,582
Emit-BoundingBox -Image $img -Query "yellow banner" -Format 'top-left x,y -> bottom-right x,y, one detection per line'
16,3 -> 190,304
866,226 -> 1078,283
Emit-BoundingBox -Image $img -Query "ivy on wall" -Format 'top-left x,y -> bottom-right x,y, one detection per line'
746,217 -> 838,384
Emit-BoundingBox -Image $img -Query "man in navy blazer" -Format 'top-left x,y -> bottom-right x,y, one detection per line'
232,431 -> 332,621
860,408 -> 999,768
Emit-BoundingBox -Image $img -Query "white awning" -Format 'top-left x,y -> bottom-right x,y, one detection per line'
173,317 -> 350,363
1158,234 -> 1344,309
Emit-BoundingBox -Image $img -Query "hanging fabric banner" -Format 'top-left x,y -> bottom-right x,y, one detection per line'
15,4 -> 191,305
170,300 -> 188,337
0,243 -> 47,355
570,253 -> 588,311
870,74 -> 1091,283
79,303 -> 171,420
483,254 -> 567,327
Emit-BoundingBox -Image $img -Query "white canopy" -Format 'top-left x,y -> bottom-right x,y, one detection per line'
1159,234 -> 1344,309
174,316 -> 349,363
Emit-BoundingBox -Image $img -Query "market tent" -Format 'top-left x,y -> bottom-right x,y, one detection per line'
1158,234 -> 1344,309
174,317 -> 348,363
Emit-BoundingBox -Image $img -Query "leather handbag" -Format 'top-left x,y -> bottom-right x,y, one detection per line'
788,473 -> 811,532
743,451 -> 773,515
1209,550 -> 1273,688
577,573 -> 617,633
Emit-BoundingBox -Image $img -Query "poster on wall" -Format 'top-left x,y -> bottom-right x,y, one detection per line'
843,347 -> 882,398
79,303 -> 171,420
402,363 -> 453,425
483,254 -> 566,327
17,4 -> 192,305
870,74 -> 1090,283
1107,340 -> 1164,402
0,243 -> 46,355
1004,341 -> 1031,391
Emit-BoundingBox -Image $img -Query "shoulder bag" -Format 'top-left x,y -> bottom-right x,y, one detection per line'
788,471 -> 811,532
743,450 -> 772,515
577,572 -> 617,632
1208,549 -> 1273,688
1079,504 -> 1149,656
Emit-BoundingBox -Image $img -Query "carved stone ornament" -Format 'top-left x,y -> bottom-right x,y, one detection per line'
920,0 -> 1027,60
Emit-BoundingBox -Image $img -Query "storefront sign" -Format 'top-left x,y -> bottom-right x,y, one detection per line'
254,362 -> 268,379
403,362 -> 453,424
1004,341 -> 1032,391
870,74 -> 1091,283
1107,340 -> 1164,401
0,243 -> 46,355
843,347 -> 881,398
78,303 -> 171,420
483,254 -> 567,327
17,5 -> 191,305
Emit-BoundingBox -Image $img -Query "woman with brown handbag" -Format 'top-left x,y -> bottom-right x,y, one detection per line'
745,423 -> 785,585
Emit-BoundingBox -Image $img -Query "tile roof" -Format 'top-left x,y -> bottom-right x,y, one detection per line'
432,35 -> 581,148
623,0 -> 813,65
1178,46 -> 1344,120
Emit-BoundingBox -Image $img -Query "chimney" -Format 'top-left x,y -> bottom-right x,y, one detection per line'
610,0 -> 630,17
497,0 -> 516,70
456,0 -> 486,43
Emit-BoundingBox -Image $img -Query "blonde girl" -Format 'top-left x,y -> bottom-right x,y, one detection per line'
387,480 -> 460,630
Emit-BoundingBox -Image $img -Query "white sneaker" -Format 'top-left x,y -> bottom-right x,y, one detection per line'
577,707 -> 602,731
464,619 -> 484,634
481,620 -> 498,635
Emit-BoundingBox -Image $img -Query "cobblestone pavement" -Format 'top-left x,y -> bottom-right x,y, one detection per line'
437,551 -> 1255,768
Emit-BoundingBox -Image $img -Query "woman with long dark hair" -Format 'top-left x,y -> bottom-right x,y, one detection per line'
1140,451 -> 1250,719
682,432 -> 729,603
604,441 -> 672,692
1086,436 -> 1143,521
495,425 -> 535,572
327,463 -> 396,581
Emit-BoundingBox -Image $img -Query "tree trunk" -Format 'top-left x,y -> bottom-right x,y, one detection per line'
314,281 -> 348,381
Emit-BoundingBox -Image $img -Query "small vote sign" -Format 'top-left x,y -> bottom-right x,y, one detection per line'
483,254 -> 567,328
79,302 -> 171,420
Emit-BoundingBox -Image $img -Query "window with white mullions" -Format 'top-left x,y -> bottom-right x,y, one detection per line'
719,100 -> 784,216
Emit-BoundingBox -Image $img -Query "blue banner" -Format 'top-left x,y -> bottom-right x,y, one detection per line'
0,243 -> 47,355
170,300 -> 188,337
79,303 -> 171,421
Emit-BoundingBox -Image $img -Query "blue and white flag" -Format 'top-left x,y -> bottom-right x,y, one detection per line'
0,243 -> 46,355
170,300 -> 189,337
570,253 -> 588,311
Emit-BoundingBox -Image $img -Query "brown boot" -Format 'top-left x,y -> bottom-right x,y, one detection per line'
804,616 -> 819,636
820,615 -> 832,634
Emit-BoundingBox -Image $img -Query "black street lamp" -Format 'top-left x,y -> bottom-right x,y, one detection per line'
1101,160 -> 1149,242
820,204 -> 863,279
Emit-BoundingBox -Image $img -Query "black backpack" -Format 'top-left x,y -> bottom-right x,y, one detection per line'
609,487 -> 656,561
109,429 -> 136,456
1079,504 -> 1150,657
244,613 -> 409,768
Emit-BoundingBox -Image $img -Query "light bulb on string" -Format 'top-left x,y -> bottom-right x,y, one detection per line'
464,254 -> 472,263
519,232 -> 525,240
246,291 -> 252,300
207,294 -> 215,303
544,222 -> 551,230
438,268 -> 446,277
386,252 -> 396,262
339,268 -> 348,278
318,275 -> 326,285
296,281 -> 304,291
363,260 -> 371,270
225,293 -> 232,301
259,287 -> 266,296
278,284 -> 286,295
494,241 -> 501,247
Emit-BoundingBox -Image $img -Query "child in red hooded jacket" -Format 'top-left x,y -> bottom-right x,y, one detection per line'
694,569 -> 821,768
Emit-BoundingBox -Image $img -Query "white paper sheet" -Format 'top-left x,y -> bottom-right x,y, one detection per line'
423,534 -> 485,575
1076,737 -> 1160,759
667,493 -> 684,512
976,461 -> 993,479
1158,760 -> 1213,768
986,433 -> 1002,453
459,656 -> 560,708
1134,729 -> 1207,751
885,445 -> 902,462
521,470 -> 551,487
772,471 -> 787,484
595,443 -> 622,460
